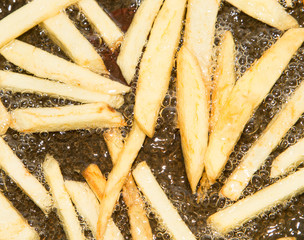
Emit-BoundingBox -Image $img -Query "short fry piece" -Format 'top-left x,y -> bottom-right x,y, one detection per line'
103,128 -> 124,163
43,155 -> 85,240
205,28 -> 304,183
208,168 -> 304,235
0,191 -> 39,240
226,0 -> 298,31
133,161 -> 196,240
10,102 -> 125,133
0,101 -> 10,135
117,0 -> 163,83
0,71 -> 124,108
284,0 -> 293,8
0,40 -> 130,95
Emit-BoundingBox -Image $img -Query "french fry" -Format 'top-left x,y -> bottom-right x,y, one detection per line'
0,191 -> 39,240
221,79 -> 304,200
205,28 -> 304,183
10,102 -> 125,133
65,180 -> 124,240
210,31 -> 236,131
208,168 -> 304,235
116,0 -> 163,83
284,0 -> 293,8
134,0 -> 186,138
0,71 -> 124,108
43,155 -> 85,240
78,0 -> 123,51
133,161 -> 196,240
176,46 -> 209,193
103,128 -> 124,163
0,40 -> 130,95
42,12 -> 108,74
0,101 -> 10,136
277,238 -> 296,240
0,0 -> 78,49
0,137 -> 52,213
226,0 -> 298,31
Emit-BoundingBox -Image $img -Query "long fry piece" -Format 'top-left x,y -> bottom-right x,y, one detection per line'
43,155 -> 85,240
226,0 -> 298,31
0,191 -> 39,240
208,168 -> 304,235
176,46 -> 209,193
117,0 -> 163,83
0,101 -> 10,135
0,71 -> 123,108
42,12 -> 107,74
10,102 -> 125,133
134,0 -> 186,138
0,40 -> 130,95
221,79 -> 304,200
205,28 -> 304,183
133,161 -> 196,240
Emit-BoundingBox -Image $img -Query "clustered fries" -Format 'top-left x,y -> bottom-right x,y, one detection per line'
0,0 -> 303,239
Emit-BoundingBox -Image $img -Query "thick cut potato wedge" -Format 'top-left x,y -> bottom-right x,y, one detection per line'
0,40 -> 130,95
43,155 -> 85,240
221,79 -> 304,200
0,71 -> 123,108
117,0 -> 163,83
0,101 -> 10,136
0,0 -> 78,49
133,161 -> 196,240
208,168 -> 304,235
226,0 -> 298,31
78,0 -> 123,51
177,46 -> 209,193
10,102 -> 125,133
0,137 -> 52,213
42,12 -> 107,74
0,191 -> 39,240
205,28 -> 304,183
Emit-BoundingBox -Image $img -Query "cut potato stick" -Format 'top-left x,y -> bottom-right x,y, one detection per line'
0,191 -> 39,240
134,0 -> 186,138
0,71 -> 123,108
97,122 -> 146,240
208,168 -> 304,235
0,101 -> 10,136
176,46 -> 209,193
65,180 -> 124,240
133,161 -> 196,240
277,238 -> 296,240
0,0 -> 78,49
0,40 -> 130,95
284,0 -> 293,8
10,102 -> 125,133
78,0 -> 123,51
42,155 -> 85,240
205,28 -> 304,183
226,0 -> 298,31
221,79 -> 304,201
117,0 -> 163,83
103,128 -> 124,163
210,31 -> 236,131
0,137 -> 52,213
42,12 -> 107,74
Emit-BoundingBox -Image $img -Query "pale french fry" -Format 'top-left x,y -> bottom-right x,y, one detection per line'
210,31 -> 236,131
226,0 -> 298,31
134,0 -> 186,138
78,0 -> 123,51
103,128 -> 124,163
221,79 -> 304,200
43,155 -> 85,240
0,101 -> 10,136
116,0 -> 163,83
0,191 -> 39,240
65,180 -> 124,240
284,0 -> 293,8
208,168 -> 304,235
0,137 -> 52,213
176,46 -> 209,193
0,0 -> 78,49
0,71 -> 124,108
42,12 -> 108,74
97,122 -> 146,240
0,40 -> 130,95
10,102 -> 125,133
133,161 -> 196,240
205,28 -> 304,183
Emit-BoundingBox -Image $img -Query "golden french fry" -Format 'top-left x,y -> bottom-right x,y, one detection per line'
0,101 -> 10,136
